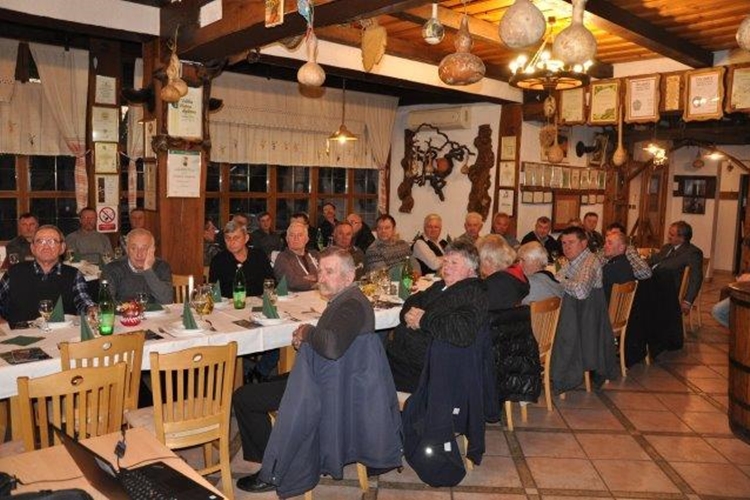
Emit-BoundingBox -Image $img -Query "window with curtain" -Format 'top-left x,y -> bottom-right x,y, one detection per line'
205,163 -> 379,233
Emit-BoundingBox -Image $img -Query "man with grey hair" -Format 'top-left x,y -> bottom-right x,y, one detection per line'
491,212 -> 520,249
412,213 -> 447,275
455,211 -> 484,246
274,221 -> 320,291
209,220 -> 273,298
102,228 -> 173,304
518,241 -> 562,305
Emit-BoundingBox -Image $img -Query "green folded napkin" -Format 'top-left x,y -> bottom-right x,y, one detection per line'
388,264 -> 401,282
49,296 -> 65,322
80,313 -> 95,341
262,291 -> 279,319
276,276 -> 288,297
182,295 -> 198,329
212,281 -> 222,302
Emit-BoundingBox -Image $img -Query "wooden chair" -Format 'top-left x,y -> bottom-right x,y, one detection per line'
16,363 -> 127,452
172,273 -> 193,304
60,331 -> 145,412
678,266 -> 691,336
688,257 -> 710,332
127,343 -> 237,500
609,281 -> 639,378
530,297 -> 562,412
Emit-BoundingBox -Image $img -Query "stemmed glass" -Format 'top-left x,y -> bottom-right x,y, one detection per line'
87,305 -> 101,336
263,279 -> 277,306
38,299 -> 54,333
191,285 -> 213,321
135,292 -> 149,321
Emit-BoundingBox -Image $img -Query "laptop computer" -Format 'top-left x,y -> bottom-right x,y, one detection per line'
51,426 -> 223,500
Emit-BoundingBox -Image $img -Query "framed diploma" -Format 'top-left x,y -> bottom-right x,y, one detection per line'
94,142 -> 118,174
94,75 -> 117,105
580,169 -> 591,190
543,191 -> 553,203
498,161 -> 516,187
581,194 -> 589,205
532,191 -> 544,204
625,74 -> 660,123
726,64 -> 750,113
166,149 -> 202,198
521,191 -> 533,204
589,79 -> 620,125
561,167 -> 571,189
550,166 -> 563,188
570,168 -> 581,190
660,72 -> 683,112
497,189 -> 515,216
91,106 -> 119,142
167,86 -> 203,139
143,120 -> 157,159
559,88 -> 586,125
552,193 -> 581,231
500,136 -> 516,160
684,67 -> 725,122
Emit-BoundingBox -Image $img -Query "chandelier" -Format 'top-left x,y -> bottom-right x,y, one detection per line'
644,142 -> 668,166
326,79 -> 358,153
508,16 -> 592,91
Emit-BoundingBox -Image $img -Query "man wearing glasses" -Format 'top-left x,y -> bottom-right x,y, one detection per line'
0,225 -> 95,327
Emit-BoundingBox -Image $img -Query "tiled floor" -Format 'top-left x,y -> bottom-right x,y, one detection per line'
207,271 -> 750,499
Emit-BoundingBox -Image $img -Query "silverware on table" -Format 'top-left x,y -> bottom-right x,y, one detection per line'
157,327 -> 174,338
204,319 -> 218,332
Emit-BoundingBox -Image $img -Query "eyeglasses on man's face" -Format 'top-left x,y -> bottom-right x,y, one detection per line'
34,238 -> 62,247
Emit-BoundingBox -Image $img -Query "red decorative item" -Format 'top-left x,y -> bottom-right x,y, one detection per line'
118,301 -> 143,327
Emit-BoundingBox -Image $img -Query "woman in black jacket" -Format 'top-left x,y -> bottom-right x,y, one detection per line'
386,240 -> 488,393
477,235 -> 541,405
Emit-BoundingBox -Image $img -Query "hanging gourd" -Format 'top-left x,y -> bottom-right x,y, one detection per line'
438,14 -> 485,86
296,0 -> 326,87
552,0 -> 597,66
160,28 -> 188,104
499,0 -> 546,49
737,15 -> 750,51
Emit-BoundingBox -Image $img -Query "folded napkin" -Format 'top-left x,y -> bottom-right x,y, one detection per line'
212,281 -> 222,302
80,313 -> 95,341
182,295 -> 198,329
49,296 -> 65,322
388,264 -> 402,282
262,291 -> 279,319
276,276 -> 288,296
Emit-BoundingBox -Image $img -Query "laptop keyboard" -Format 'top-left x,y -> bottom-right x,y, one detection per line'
119,468 -> 175,500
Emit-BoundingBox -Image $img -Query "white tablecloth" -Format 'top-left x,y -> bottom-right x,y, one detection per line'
0,290 -> 402,399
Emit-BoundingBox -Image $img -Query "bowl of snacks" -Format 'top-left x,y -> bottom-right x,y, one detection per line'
117,300 -> 143,327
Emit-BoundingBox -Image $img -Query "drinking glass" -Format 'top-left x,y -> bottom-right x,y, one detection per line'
191,285 -> 213,320
38,299 -> 54,333
135,292 -> 149,320
263,278 -> 277,305
87,305 -> 101,335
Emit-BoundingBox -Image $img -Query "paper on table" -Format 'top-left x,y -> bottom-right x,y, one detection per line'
276,276 -> 288,296
182,295 -> 198,329
50,296 -> 65,322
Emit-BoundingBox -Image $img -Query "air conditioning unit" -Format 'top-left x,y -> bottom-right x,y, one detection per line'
407,106 -> 472,130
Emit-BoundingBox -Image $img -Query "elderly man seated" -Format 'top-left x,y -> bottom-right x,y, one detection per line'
455,211 -> 484,246
234,249 -> 401,495
274,221 -> 319,291
411,213 -> 447,275
552,226 -> 619,393
365,214 -> 411,274
101,228 -> 173,304
521,216 -> 561,263
0,225 -> 95,325
518,241 -> 562,305
601,231 -> 635,302
331,221 -> 365,280
491,211 -> 520,249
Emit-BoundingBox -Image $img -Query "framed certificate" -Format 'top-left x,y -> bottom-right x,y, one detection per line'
167,86 -> 203,139
143,120 -> 157,159
500,136 -> 516,160
552,193 -> 581,231
570,168 -> 581,190
498,161 -> 516,187
625,74 -> 660,123
91,106 -> 119,142
726,64 -> 750,113
166,149 -> 202,198
559,88 -> 586,125
521,191 -> 533,204
497,189 -> 514,216
532,191 -> 544,204
660,72 -> 683,112
94,142 -> 118,174
94,75 -> 117,105
589,79 -> 620,125
684,67 -> 725,122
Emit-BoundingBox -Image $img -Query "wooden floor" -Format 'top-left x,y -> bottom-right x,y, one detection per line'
194,271 -> 750,499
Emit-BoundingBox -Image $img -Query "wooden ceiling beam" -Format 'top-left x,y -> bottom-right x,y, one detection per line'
560,0 -> 713,68
163,0 -> 432,62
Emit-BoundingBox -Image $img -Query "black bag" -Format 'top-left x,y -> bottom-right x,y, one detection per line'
401,340 -> 466,487
8,490 -> 93,499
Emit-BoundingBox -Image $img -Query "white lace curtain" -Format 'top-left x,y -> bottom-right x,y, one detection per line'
28,42 -> 89,210
0,38 -> 18,103
209,72 -> 398,170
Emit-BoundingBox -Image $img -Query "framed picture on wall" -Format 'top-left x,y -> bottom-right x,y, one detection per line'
91,106 -> 119,142
497,189 -> 514,216
661,72 -> 683,112
559,88 -> 586,125
552,193 -> 581,231
625,74 -> 660,123
589,79 -> 620,125
498,161 -> 516,187
521,191 -> 533,204
684,67 -> 725,122
726,64 -> 750,113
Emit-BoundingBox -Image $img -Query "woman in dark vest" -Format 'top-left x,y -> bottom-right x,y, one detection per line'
411,213 -> 448,276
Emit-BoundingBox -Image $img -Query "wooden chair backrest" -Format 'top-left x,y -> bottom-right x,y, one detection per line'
609,280 -> 638,332
531,296 -> 562,358
60,331 -> 145,412
678,266 -> 691,303
172,274 -> 192,304
149,342 -> 237,451
16,363 -> 127,452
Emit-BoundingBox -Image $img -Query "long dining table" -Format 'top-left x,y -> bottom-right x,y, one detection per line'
0,290 -> 404,400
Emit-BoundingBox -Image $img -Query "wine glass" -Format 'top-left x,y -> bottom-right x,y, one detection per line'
38,299 -> 54,333
191,285 -> 213,321
87,305 -> 101,336
135,292 -> 149,320
263,279 -> 277,306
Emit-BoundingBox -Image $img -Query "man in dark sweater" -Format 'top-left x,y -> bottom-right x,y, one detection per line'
234,248 -> 375,493
0,225 -> 95,326
602,231 -> 635,302
521,216 -> 561,263
209,221 -> 274,298
3,212 -> 38,267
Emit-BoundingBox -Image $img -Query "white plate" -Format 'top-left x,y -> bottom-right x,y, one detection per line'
254,315 -> 284,326
37,314 -> 75,330
276,293 -> 297,302
212,297 -> 231,309
166,320 -> 208,337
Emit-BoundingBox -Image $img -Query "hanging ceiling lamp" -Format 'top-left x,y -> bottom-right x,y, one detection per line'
508,16 -> 592,91
422,3 -> 445,45
327,79 -> 358,152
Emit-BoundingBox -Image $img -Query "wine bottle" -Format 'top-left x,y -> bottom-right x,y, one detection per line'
98,279 -> 115,335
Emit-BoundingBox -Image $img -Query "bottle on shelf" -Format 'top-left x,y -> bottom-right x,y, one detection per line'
233,264 -> 246,309
98,279 -> 115,336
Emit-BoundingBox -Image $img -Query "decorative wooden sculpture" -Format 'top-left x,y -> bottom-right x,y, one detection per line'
397,124 -> 474,212
462,124 -> 493,220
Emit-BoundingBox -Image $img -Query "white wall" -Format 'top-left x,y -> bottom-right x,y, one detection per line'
388,103 -> 502,241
